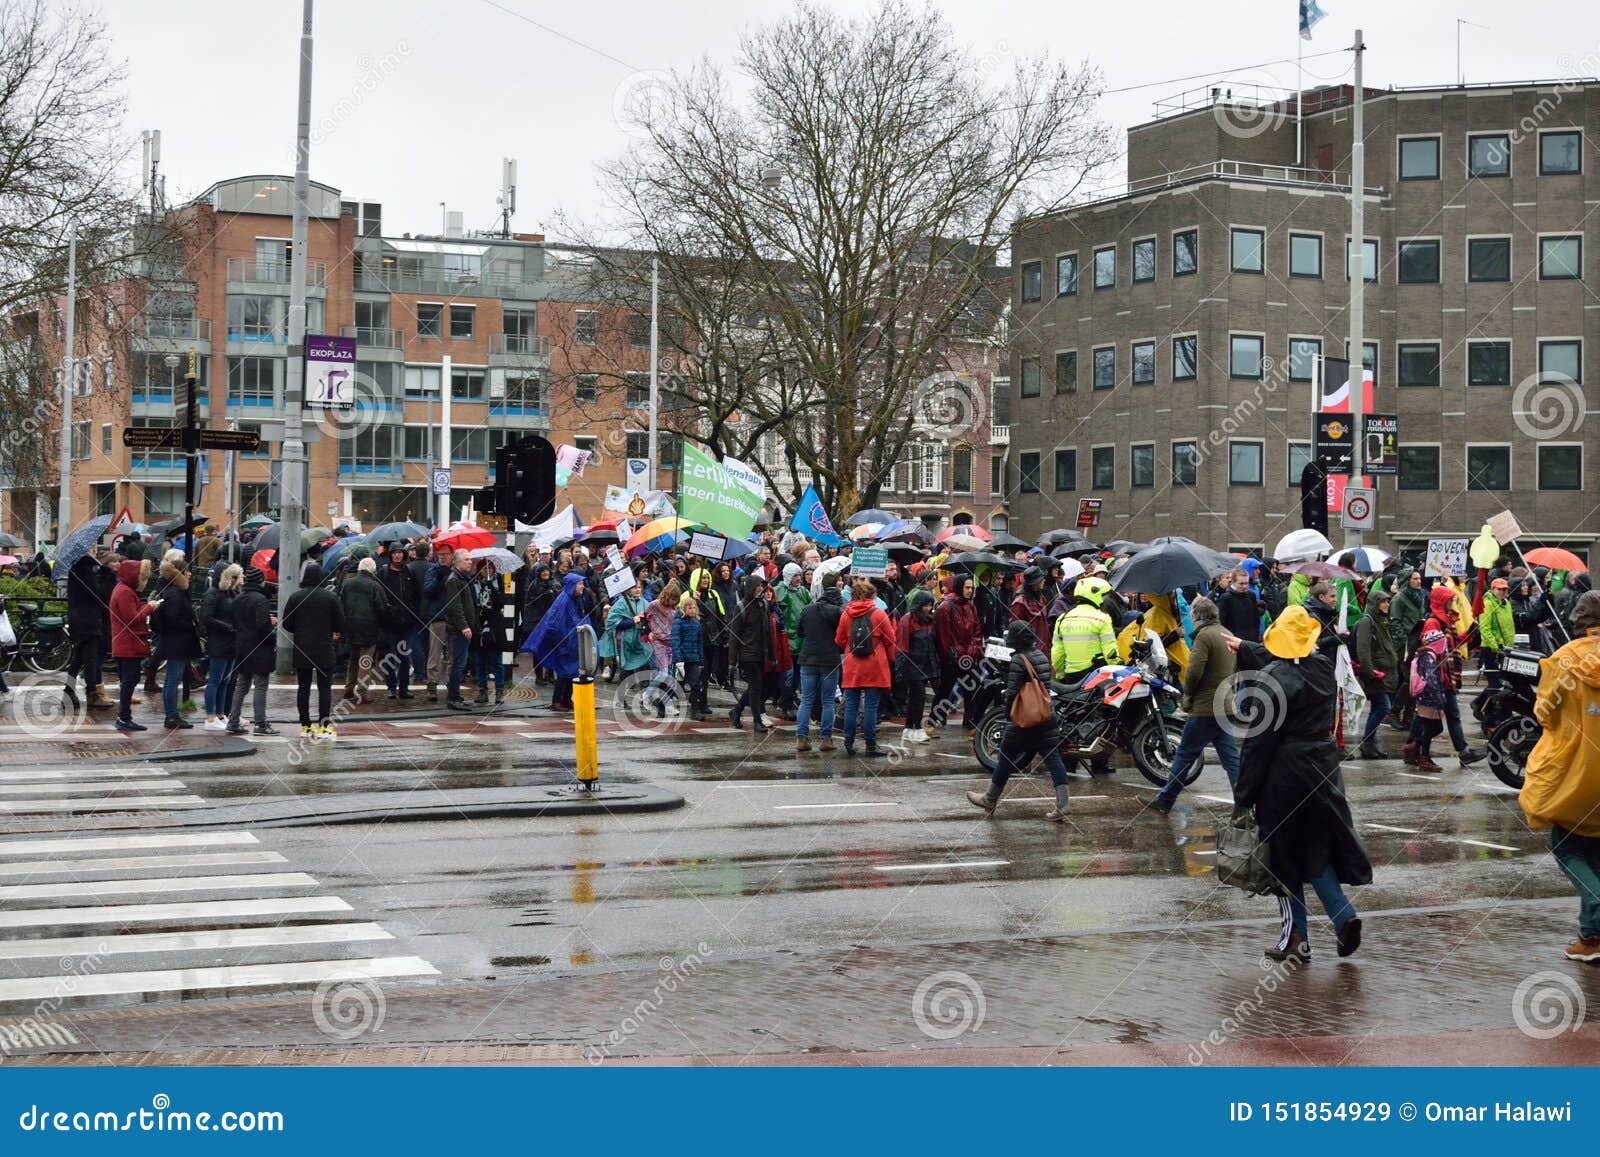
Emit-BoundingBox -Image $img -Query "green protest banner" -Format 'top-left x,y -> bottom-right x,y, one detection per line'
678,442 -> 763,540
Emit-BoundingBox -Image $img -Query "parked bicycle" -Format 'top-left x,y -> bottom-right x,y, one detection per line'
0,597 -> 71,675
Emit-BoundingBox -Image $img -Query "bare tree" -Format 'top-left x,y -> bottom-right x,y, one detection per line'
595,0 -> 1114,515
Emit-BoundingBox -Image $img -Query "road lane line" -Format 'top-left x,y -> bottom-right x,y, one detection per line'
0,872 -> 319,901
0,851 -> 288,877
0,832 -> 259,857
1192,850 -> 1217,856
0,796 -> 207,812
1457,838 -> 1518,852
1365,823 -> 1420,834
0,895 -> 352,929
0,768 -> 173,782
998,795 -> 1107,803
0,780 -> 184,795
773,802 -> 900,810
1395,771 -> 1444,780
1195,794 -> 1235,805
874,859 -> 1009,872
0,955 -> 439,1002
0,922 -> 393,961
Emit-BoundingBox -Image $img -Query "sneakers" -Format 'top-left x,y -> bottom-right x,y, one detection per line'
253,724 -> 279,737
114,718 -> 147,732
797,737 -> 813,753
902,727 -> 929,744
1564,935 -> 1600,963
316,724 -> 338,741
446,699 -> 473,712
861,746 -> 887,759
1358,740 -> 1385,760
203,717 -> 228,731
225,723 -> 250,736
163,716 -> 194,730
1458,747 -> 1486,766
1137,791 -> 1173,813
301,725 -> 316,737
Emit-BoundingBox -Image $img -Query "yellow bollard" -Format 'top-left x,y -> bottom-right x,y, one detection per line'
573,624 -> 600,789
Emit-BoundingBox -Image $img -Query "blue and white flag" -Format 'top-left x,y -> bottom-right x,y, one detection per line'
1299,0 -> 1327,40
789,483 -> 840,546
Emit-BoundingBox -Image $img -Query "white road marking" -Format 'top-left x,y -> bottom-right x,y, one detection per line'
0,872 -> 318,902
0,832 -> 259,857
1195,794 -> 1235,805
998,795 -> 1107,804
874,859 -> 1010,872
1192,849 -> 1217,856
0,922 -> 392,961
0,895 -> 352,929
1365,823 -> 1420,834
381,720 -> 440,728
0,955 -> 438,1002
0,767 -> 174,783
0,780 -> 184,796
0,795 -> 207,812
1458,838 -> 1518,852
0,851 -> 288,877
1395,771 -> 1444,781
773,802 -> 900,810
932,752 -> 967,760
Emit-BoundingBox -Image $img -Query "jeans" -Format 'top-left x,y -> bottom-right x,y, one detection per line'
446,634 -> 471,701
385,638 -> 413,695
161,658 -> 187,720
228,668 -> 270,728
116,657 -> 142,722
204,657 -> 235,716
1442,692 -> 1469,752
1277,864 -> 1357,941
841,686 -> 881,749
410,626 -> 429,683
473,648 -> 503,695
778,663 -> 798,709
682,662 -> 705,713
991,735 -> 1071,793
797,665 -> 839,739
296,667 -> 332,726
1156,715 -> 1242,807
1551,826 -> 1600,939
1360,690 -> 1392,744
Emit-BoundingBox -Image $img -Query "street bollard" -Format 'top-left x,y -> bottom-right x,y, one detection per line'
573,624 -> 599,789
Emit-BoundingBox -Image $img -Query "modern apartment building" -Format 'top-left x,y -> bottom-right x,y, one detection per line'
1007,78 -> 1599,559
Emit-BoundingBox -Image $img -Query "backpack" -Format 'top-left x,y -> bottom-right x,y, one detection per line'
849,612 -> 876,659
1409,653 -> 1428,699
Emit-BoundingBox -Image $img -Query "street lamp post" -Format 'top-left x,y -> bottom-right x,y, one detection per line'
57,220 -> 78,546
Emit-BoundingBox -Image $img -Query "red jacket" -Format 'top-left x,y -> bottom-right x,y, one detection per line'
109,559 -> 157,659
835,599 -> 895,688
934,583 -> 982,665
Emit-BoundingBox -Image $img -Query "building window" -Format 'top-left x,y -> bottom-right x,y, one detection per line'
1131,340 -> 1155,385
1055,350 -> 1077,392
1288,441 -> 1313,487
1018,451 -> 1040,493
1288,232 -> 1322,278
1228,441 -> 1263,486
1091,446 -> 1114,489
1467,445 -> 1511,491
355,300 -> 391,335
1468,341 -> 1511,386
1172,441 -> 1197,486
1092,346 -> 1115,389
1055,253 -> 1078,297
1540,130 -> 1582,175
575,373 -> 598,403
1288,337 -> 1321,383
404,364 -> 440,396
1345,340 -> 1380,386
1468,236 -> 1511,282
626,313 -> 651,348
416,302 -> 442,339
952,446 -> 972,493
1540,235 -> 1582,280
1397,342 -> 1441,387
1468,133 -> 1511,177
1229,334 -> 1263,379
990,454 -> 1006,497
1172,229 -> 1197,276
449,426 -> 488,463
502,373 -> 544,409
238,482 -> 271,517
1346,237 -> 1379,282
1172,335 -> 1197,381
226,356 -> 276,408
1398,445 -> 1440,490
1019,261 -> 1043,302
1130,443 -> 1155,488
338,426 -> 399,475
1539,445 -> 1583,490
574,310 -> 598,345
625,372 -> 650,407
1539,339 -> 1582,383
1131,238 -> 1156,283
1230,228 -> 1263,273
402,426 -> 431,461
1398,239 -> 1440,283
448,304 -> 475,339
625,431 -> 649,460
226,294 -> 280,343
1398,136 -> 1440,180
1093,246 -> 1116,289
450,367 -> 485,401
71,420 -> 89,459
100,423 -> 112,455
92,483 -> 116,517
1053,448 -> 1076,491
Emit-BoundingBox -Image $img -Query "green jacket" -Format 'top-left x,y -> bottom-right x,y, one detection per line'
1332,578 -> 1364,627
777,581 -> 811,651
1479,591 -> 1516,653
1390,570 -> 1427,646
1181,622 -> 1236,718
1286,573 -> 1311,607
1354,604 -> 1400,692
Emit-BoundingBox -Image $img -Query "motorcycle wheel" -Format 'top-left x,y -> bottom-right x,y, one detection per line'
1486,714 -> 1539,791
1132,716 -> 1200,787
973,704 -> 1006,773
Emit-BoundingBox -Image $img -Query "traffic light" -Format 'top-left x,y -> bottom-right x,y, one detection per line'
1299,461 -> 1329,536
514,435 -> 556,525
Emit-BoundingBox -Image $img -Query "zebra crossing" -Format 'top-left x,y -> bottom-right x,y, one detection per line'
0,763 -> 436,1011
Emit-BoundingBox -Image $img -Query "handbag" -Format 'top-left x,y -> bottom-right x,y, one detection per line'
1008,655 -> 1053,728
1215,807 -> 1276,895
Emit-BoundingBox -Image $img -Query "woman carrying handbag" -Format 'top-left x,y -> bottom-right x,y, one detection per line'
966,619 -> 1072,822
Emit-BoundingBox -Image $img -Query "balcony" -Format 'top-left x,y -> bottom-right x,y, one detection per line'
990,423 -> 1010,444
340,325 -> 404,349
354,266 -> 537,300
135,317 -> 212,344
226,258 -> 329,288
129,452 -> 187,480
490,333 -> 551,357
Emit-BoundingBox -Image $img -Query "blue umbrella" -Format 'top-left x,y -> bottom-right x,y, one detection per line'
874,518 -> 922,541
322,534 -> 368,569
54,514 -> 115,575
846,508 -> 895,526
366,520 -> 429,545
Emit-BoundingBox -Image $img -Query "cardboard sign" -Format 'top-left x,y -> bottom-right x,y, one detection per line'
850,546 -> 889,578
605,545 -> 624,570
604,566 -> 637,599
1489,510 -> 1524,544
1424,538 -> 1470,578
689,531 -> 728,560
1076,498 -> 1102,528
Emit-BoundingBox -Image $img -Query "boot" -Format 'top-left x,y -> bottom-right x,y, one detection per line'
494,689 -> 505,705
797,736 -> 812,753
89,686 -> 114,710
62,680 -> 80,710
1401,742 -> 1419,766
1457,746 -> 1486,766
1264,928 -> 1310,963
728,707 -> 743,730
1417,753 -> 1444,772
1358,739 -> 1384,760
966,785 -> 1002,815
1043,784 -> 1072,823
752,717 -> 769,734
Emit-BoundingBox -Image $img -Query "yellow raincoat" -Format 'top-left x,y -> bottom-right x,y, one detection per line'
1520,627 -> 1600,837
1116,592 -> 1189,682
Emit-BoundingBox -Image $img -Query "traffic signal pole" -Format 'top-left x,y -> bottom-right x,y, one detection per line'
1344,28 -> 1367,550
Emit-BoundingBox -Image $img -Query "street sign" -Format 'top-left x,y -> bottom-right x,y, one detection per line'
109,506 -> 136,536
305,335 -> 357,409
1341,485 -> 1376,531
431,468 -> 453,496
850,545 -> 889,578
1076,498 -> 1102,528
1362,413 -> 1398,475
121,426 -> 181,449
1424,538 -> 1470,578
1314,412 -> 1354,475
196,429 -> 261,453
625,457 -> 650,493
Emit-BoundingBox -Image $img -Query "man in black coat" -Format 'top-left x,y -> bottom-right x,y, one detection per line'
727,572 -> 773,731
1214,568 -> 1263,643
65,548 -> 118,710
226,567 -> 278,736
282,561 -> 345,733
339,557 -> 389,704
442,552 -> 480,710
376,544 -> 422,699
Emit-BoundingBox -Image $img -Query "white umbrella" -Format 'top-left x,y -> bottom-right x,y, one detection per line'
1057,557 -> 1086,585
811,554 -> 852,600
1272,528 -> 1334,562
1329,546 -> 1392,573
940,532 -> 988,553
467,545 -> 524,574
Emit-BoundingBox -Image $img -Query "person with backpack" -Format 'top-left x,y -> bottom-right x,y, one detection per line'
834,578 -> 895,758
894,588 -> 940,744
966,619 -> 1073,822
795,573 -> 845,752
1404,626 -> 1450,773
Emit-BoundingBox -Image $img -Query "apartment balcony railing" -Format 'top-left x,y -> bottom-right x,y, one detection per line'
354,266 -> 537,300
340,325 -> 404,349
137,317 -> 212,341
226,258 -> 328,287
990,423 -> 1011,444
489,333 -> 552,357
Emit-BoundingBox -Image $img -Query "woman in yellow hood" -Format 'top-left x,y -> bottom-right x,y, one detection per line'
1117,591 -> 1189,680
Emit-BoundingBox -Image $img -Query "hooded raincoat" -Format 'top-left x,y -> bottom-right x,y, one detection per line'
521,572 -> 587,679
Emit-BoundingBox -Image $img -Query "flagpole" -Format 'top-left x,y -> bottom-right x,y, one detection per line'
1296,25 -> 1304,166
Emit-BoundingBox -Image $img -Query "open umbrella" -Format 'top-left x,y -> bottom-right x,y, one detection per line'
468,545 -> 525,574
1329,546 -> 1392,574
0,555 -> 19,567
1050,541 -> 1100,560
252,524 -> 282,552
628,531 -> 687,557
301,526 -> 331,552
249,548 -> 278,583
625,516 -> 697,554
882,542 -> 925,564
810,554 -> 853,599
939,532 -> 988,554
942,550 -> 1025,575
845,509 -> 895,526
1272,528 -> 1334,562
53,513 -> 115,575
321,534 -> 368,570
1038,528 -> 1089,546
935,524 -> 992,545
1104,540 -> 1150,557
1109,537 -> 1236,594
985,532 -> 1031,553
239,514 -> 274,532
578,527 -> 622,544
149,513 -> 209,539
874,519 -> 922,541
1524,546 -> 1588,573
366,520 -> 429,545
1281,559 -> 1359,581
848,523 -> 885,541
1056,557 -> 1087,586
432,521 -> 499,552
0,532 -> 22,549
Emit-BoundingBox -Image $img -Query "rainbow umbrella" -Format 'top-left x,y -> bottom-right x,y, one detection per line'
848,523 -> 884,541
624,516 -> 698,553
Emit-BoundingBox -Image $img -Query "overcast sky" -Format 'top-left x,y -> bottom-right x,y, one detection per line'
100,0 -> 1591,240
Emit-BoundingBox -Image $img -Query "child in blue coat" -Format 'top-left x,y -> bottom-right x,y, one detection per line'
671,594 -> 708,721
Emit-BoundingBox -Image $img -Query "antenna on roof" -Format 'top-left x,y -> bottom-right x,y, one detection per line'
141,129 -> 163,217
498,158 -> 517,239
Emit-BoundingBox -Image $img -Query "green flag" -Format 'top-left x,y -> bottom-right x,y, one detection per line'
679,443 -> 763,540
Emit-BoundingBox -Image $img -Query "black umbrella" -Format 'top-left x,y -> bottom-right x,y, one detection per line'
253,523 -> 282,552
880,523 -> 934,545
985,532 -> 1032,553
1109,537 -> 1235,595
0,532 -> 22,549
366,520 -> 430,545
1105,539 -> 1150,557
846,508 -> 896,526
943,550 -> 1027,574
1038,528 -> 1089,546
882,542 -> 926,564
149,513 -> 208,538
1050,541 -> 1102,560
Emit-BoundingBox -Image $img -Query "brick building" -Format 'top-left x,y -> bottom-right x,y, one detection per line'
1007,78 -> 1599,560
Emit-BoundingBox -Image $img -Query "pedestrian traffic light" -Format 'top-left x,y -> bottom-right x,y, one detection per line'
513,435 -> 556,525
1299,461 -> 1329,535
